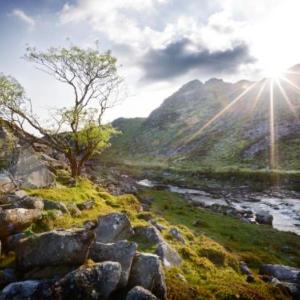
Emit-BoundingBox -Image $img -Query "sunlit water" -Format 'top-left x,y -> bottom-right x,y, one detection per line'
137,179 -> 300,235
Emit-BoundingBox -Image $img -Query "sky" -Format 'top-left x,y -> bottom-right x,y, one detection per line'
1,0 -> 300,122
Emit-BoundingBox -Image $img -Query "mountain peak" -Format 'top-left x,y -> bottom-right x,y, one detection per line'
180,79 -> 203,91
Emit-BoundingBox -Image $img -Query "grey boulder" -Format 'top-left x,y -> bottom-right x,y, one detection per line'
126,286 -> 158,300
54,261 -> 122,300
16,229 -> 95,270
43,199 -> 69,214
128,253 -> 167,300
90,240 -> 137,288
134,226 -> 163,244
94,212 -> 134,243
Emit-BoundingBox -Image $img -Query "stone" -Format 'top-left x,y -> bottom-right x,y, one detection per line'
134,226 -> 163,244
17,196 -> 44,210
126,286 -> 158,300
240,261 -> 253,276
77,200 -> 95,210
5,233 -> 26,251
156,242 -> 181,267
260,264 -> 300,283
16,229 -> 95,270
0,269 -> 16,289
90,240 -> 137,288
94,212 -> 134,243
0,173 -> 14,193
128,253 -> 167,300
255,210 -> 273,225
54,262 -> 122,300
0,280 -> 41,300
168,228 -> 185,244
0,208 -> 42,238
12,146 -> 56,189
66,203 -> 81,217
43,199 -> 69,214
150,220 -> 166,232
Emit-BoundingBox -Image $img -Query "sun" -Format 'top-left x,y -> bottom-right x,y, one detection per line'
264,64 -> 286,80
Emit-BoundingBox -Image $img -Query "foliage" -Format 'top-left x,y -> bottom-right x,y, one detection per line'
0,44 -> 122,177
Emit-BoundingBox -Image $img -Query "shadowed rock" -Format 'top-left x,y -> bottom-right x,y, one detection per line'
128,253 -> 167,300
54,262 -> 121,300
16,229 -> 95,270
90,240 -> 137,288
126,286 -> 158,300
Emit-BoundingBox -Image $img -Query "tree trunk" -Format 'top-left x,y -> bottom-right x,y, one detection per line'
68,156 -> 81,178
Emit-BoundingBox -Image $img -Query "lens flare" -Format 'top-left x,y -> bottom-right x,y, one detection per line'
269,79 -> 276,170
186,82 -> 258,143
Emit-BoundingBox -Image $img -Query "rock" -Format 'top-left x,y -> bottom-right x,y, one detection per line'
17,196 -> 44,210
16,229 -> 95,270
54,262 -> 122,300
77,200 -> 95,210
150,220 -> 166,232
0,280 -> 41,300
43,199 -> 69,214
128,253 -> 167,300
156,242 -> 181,267
255,210 -> 273,225
126,286 -> 158,300
0,269 -> 16,289
12,146 -> 56,189
168,228 -> 185,244
66,203 -> 81,217
134,226 -> 163,244
94,212 -> 134,243
260,264 -> 300,283
240,261 -> 253,276
0,208 -> 42,238
32,280 -> 55,300
83,220 -> 97,231
5,233 -> 26,251
90,240 -> 137,288
0,173 -> 14,193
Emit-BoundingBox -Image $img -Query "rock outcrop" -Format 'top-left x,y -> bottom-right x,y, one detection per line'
126,286 -> 158,300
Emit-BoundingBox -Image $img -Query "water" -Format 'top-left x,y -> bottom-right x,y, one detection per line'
137,179 -> 300,235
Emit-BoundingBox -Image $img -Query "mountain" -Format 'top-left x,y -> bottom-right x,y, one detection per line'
104,67 -> 300,171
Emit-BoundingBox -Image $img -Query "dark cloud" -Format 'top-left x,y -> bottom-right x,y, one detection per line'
140,39 -> 255,81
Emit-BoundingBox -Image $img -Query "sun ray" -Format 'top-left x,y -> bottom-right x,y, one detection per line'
281,77 -> 300,94
249,80 -> 267,113
185,82 -> 258,143
269,79 -> 276,171
276,79 -> 299,120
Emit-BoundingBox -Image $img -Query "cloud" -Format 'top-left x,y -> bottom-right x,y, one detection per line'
12,9 -> 36,28
140,39 -> 255,81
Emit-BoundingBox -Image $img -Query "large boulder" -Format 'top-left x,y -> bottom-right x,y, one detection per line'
16,229 -> 95,270
260,264 -> 300,283
255,211 -> 273,225
0,269 -> 16,289
126,286 -> 158,300
128,253 -> 167,300
54,262 -> 122,300
12,146 -> 55,189
90,240 -> 137,288
16,196 -> 44,210
0,208 -> 42,238
94,213 -> 134,243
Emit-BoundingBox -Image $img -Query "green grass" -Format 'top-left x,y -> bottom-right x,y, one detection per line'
140,189 -> 300,268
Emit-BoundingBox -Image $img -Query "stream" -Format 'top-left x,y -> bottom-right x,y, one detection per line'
137,179 -> 300,235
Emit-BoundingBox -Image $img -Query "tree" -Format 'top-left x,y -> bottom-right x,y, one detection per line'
0,45 -> 122,177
